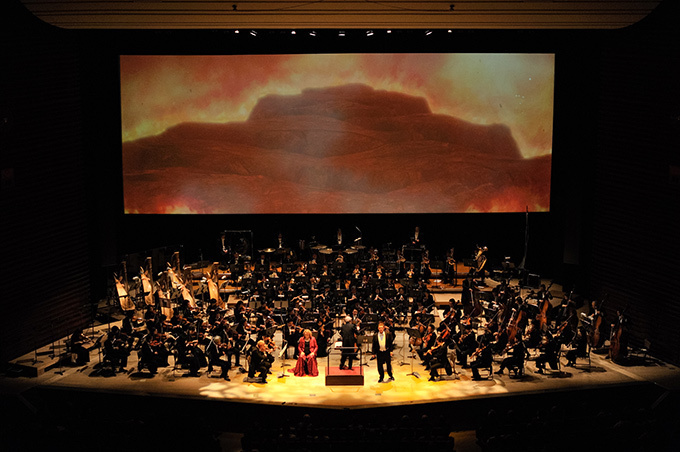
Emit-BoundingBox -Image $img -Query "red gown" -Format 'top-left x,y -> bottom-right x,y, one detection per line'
293,337 -> 319,376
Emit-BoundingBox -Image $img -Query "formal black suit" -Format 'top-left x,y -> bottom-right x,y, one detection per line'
248,347 -> 272,381
371,330 -> 395,381
340,321 -> 358,369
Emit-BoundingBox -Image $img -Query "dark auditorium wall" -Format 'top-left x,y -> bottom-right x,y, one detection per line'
1,0 -> 678,365
588,2 -> 680,363
0,3 -> 96,362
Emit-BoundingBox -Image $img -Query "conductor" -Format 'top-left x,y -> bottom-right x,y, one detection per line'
340,316 -> 358,370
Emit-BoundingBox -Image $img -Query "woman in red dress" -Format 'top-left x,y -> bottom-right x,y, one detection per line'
293,329 -> 319,376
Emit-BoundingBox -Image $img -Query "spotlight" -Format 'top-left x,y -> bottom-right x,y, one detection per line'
291,30 -> 296,35
366,30 -> 373,37
249,30 -> 257,36
338,30 -> 345,37
448,29 -> 452,33
234,29 -> 240,34
309,30 -> 316,37
386,30 -> 392,34
425,30 -> 433,36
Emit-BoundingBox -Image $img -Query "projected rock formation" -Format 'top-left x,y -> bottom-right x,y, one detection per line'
122,84 -> 551,214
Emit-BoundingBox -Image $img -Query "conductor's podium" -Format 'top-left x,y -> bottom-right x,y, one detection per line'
325,343 -> 364,386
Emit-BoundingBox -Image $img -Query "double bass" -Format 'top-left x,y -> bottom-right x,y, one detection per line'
588,296 -> 607,348
536,281 -> 555,330
609,308 -> 628,363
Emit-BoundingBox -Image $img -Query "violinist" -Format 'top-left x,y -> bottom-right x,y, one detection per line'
121,311 -> 147,349
417,324 -> 437,367
248,340 -> 273,383
455,324 -> 478,368
103,326 -> 130,373
495,338 -> 528,377
205,335 -> 231,380
427,336 -> 453,381
282,320 -> 301,360
469,335 -> 493,381
535,332 -> 559,374
175,327 -> 204,377
315,316 -> 333,358
138,327 -> 169,374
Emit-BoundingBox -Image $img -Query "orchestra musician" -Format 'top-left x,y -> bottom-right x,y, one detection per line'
293,329 -> 319,377
282,320 -> 301,360
535,332 -> 559,374
565,326 -> 588,367
495,338 -> 528,377
469,335 -> 493,381
248,340 -> 273,383
137,327 -> 169,374
445,247 -> 457,285
427,336 -> 453,381
205,335 -> 231,380
69,328 -> 99,365
456,324 -> 479,368
103,326 -> 130,373
371,322 -> 395,383
417,324 -> 437,368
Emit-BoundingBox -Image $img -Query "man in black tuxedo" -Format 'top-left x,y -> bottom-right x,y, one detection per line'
340,316 -> 358,370
248,340 -> 272,383
372,322 -> 395,383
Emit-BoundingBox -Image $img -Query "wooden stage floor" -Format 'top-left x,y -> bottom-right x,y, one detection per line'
3,319 -> 679,412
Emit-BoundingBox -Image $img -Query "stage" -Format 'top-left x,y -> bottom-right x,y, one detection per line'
4,298 -> 680,410
2,279 -> 680,452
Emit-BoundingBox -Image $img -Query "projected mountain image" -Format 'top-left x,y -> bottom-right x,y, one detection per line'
122,84 -> 550,214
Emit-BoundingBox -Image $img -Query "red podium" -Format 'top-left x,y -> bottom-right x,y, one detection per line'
325,345 -> 364,386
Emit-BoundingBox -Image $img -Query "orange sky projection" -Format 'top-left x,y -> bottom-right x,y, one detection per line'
120,54 -> 554,159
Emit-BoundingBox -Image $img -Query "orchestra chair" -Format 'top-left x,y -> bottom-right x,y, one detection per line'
630,339 -> 651,363
481,362 -> 494,379
577,344 -> 592,370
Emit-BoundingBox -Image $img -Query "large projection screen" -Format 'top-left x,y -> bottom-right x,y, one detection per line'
120,54 -> 554,214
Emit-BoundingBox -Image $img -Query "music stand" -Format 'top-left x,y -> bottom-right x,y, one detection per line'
278,341 -> 290,378
404,327 -> 422,378
357,334 -> 373,367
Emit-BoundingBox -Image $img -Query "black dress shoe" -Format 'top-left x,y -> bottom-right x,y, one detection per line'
378,379 -> 384,383
387,376 -> 394,382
